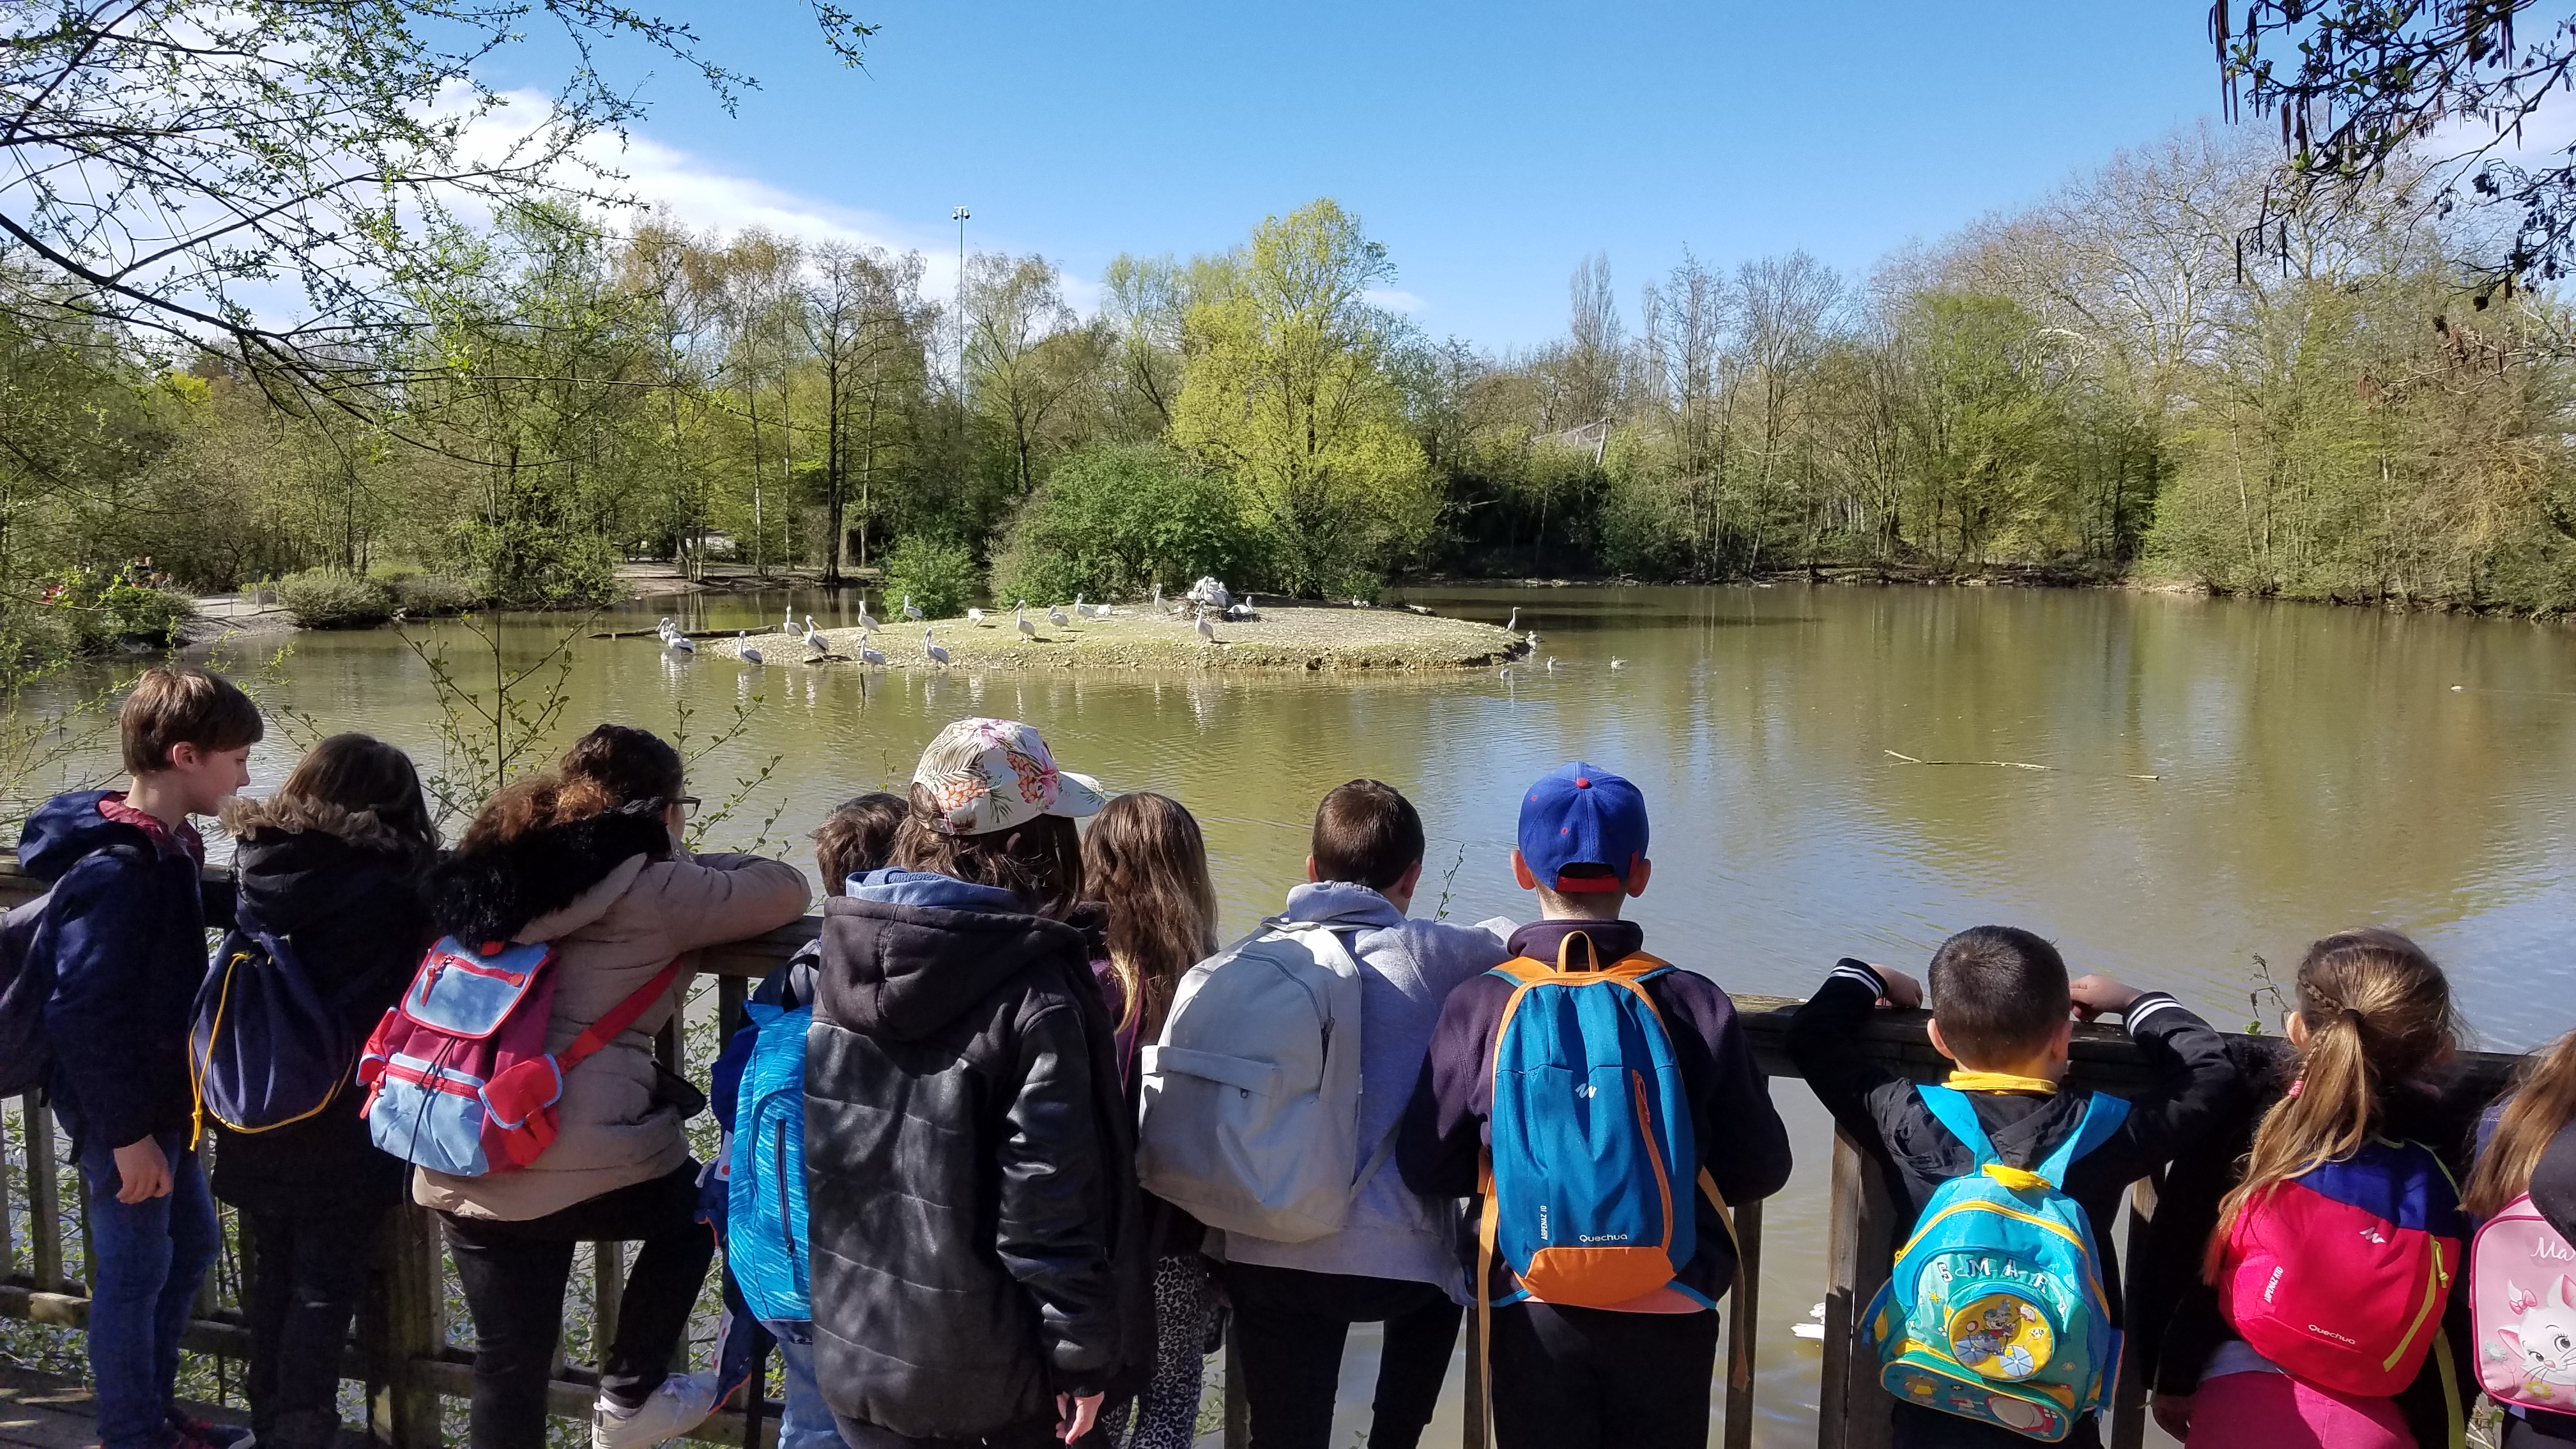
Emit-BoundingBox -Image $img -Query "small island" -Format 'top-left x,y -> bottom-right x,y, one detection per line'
707,603 -> 1527,672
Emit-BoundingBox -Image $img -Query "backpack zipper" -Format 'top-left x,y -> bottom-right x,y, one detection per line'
775,1117 -> 799,1287
2381,1240 -> 2448,1372
1630,1070 -> 1675,1249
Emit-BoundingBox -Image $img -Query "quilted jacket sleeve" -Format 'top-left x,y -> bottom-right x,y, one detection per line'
993,997 -> 1121,1397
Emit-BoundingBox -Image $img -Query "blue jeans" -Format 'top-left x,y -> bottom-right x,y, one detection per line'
79,1128 -> 220,1449
762,1321 -> 847,1449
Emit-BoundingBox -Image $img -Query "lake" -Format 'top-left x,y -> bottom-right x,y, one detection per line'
29,579 -> 2576,1444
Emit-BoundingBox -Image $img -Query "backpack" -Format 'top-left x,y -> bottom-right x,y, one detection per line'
2471,1194 -> 2576,1411
2214,1136 -> 2465,1399
188,926 -> 367,1137
358,935 -> 687,1178
0,891 -> 54,1100
726,1000 -> 812,1322
1136,919 -> 1385,1243
1866,1085 -> 2129,1442
1476,947 -> 1737,1313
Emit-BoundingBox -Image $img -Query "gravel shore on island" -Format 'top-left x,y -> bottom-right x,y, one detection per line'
705,603 -> 1528,672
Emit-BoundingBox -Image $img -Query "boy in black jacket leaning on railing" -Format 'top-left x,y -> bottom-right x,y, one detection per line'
1786,929 -> 2239,1449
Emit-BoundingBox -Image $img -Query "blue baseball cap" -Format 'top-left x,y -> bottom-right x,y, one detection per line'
1517,762 -> 1649,892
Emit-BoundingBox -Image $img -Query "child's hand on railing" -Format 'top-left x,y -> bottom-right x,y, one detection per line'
1872,967 -> 1923,1010
2068,974 -> 2145,1022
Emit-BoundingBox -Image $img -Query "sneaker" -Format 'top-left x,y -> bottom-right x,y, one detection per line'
592,1372 -> 718,1449
167,1413 -> 253,1449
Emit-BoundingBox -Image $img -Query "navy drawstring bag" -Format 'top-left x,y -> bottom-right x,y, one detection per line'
190,924 -> 367,1138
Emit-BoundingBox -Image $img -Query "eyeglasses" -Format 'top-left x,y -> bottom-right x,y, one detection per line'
671,796 -> 702,820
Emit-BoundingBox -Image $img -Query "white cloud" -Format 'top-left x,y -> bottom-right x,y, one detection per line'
1368,287 -> 1427,314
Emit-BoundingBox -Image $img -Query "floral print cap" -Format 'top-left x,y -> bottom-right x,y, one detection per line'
910,717 -> 1108,836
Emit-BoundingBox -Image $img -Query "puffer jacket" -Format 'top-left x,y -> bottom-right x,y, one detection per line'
415,808 -> 811,1221
210,796 -> 434,1215
805,869 -> 1149,1443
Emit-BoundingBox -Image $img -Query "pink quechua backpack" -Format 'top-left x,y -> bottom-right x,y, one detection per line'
358,935 -> 686,1177
2471,1195 -> 2576,1410
2215,1137 -> 2467,1398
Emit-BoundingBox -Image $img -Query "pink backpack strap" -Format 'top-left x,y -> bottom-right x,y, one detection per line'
556,958 -> 690,1077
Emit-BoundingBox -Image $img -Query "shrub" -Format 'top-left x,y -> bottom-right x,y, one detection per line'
277,569 -> 397,629
391,574 -> 482,617
449,521 -> 619,609
881,536 -> 979,619
1001,444 -> 1262,600
98,584 -> 194,645
987,537 -> 1099,614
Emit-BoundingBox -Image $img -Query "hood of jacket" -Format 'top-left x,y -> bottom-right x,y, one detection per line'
224,797 -> 425,938
820,882 -> 1091,1043
17,789 -> 176,882
425,808 -> 670,946
1280,879 -> 1407,932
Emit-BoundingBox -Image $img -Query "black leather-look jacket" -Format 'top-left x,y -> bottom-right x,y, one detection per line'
804,887 -> 1149,1443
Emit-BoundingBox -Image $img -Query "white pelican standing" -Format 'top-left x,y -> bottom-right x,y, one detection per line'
803,625 -> 828,660
1195,610 -> 1216,645
859,634 -> 887,666
1506,606 -> 1521,632
924,628 -> 949,666
1016,602 -> 1038,642
1545,657 -> 1558,673
1151,583 -> 1163,613
903,594 -> 924,622
968,607 -> 988,626
737,630 -> 763,665
781,603 -> 795,632
1609,657 -> 1627,670
663,628 -> 694,655
1048,602 -> 1071,629
856,598 -> 880,632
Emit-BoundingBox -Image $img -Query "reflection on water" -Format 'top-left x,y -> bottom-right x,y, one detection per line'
36,581 -> 2576,1443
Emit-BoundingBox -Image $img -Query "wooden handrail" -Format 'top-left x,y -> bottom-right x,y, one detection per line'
0,856 -> 2524,1448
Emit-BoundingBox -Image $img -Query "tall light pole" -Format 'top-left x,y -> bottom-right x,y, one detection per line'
951,205 -> 970,388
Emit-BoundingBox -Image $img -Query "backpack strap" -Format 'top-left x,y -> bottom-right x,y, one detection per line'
558,957 -> 691,1077
1917,1084 -> 2000,1165
2033,1091 -> 2132,1190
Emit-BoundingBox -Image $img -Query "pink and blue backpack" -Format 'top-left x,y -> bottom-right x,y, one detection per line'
2215,1137 -> 2467,1399
359,936 -> 686,1177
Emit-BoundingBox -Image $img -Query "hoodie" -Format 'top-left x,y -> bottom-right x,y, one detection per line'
208,795 -> 434,1215
803,868 -> 1149,1443
1211,880 -> 1514,1296
19,790 -> 227,1153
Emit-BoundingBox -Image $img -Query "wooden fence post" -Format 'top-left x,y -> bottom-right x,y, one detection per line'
2110,1179 -> 2158,1449
1819,1131 -> 1896,1449
26,1098 -> 60,1291
1724,1195 -> 1765,1449
372,1203 -> 445,1449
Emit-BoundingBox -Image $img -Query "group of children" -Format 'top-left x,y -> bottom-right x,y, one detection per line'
19,663 -> 2576,1449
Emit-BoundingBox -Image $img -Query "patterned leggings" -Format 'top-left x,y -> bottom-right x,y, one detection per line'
1105,1252 -> 1222,1449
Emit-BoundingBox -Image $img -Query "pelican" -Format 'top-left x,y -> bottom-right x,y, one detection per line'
924,629 -> 949,666
968,607 -> 988,626
859,635 -> 887,666
1196,610 -> 1216,645
1151,583 -> 1162,613
663,629 -> 694,655
657,616 -> 678,635
781,603 -> 795,632
1609,657 -> 1627,670
1527,631 -> 1542,647
803,627 -> 828,660
737,630 -> 762,665
1545,657 -> 1558,673
1048,603 -> 1071,629
903,594 -> 924,622
1016,602 -> 1037,642
1506,606 -> 1520,631
1499,666 -> 1514,680
1073,594 -> 1090,619
855,598 -> 880,632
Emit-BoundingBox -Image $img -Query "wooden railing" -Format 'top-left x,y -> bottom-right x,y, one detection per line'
0,859 -> 2520,1448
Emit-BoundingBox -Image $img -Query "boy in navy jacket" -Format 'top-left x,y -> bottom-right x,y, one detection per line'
19,667 -> 259,1449
1399,763 -> 1792,1449
1785,930 -> 2239,1449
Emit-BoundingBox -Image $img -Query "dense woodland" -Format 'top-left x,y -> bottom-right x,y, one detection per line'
7,127 -> 2576,650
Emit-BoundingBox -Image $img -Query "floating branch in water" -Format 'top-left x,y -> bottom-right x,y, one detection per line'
1883,749 -> 2161,781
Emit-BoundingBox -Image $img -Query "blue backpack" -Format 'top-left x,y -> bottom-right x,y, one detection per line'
190,926 -> 367,1138
726,1000 -> 812,1322
1866,1085 -> 2129,1442
1477,946 -> 1740,1315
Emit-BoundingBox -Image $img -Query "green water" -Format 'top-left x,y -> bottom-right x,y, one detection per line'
37,580 -> 2576,1444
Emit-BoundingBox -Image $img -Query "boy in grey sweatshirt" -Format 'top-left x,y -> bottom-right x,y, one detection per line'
1211,779 -> 1510,1449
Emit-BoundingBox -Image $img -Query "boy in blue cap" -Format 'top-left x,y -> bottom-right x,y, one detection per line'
1398,762 -> 1791,1449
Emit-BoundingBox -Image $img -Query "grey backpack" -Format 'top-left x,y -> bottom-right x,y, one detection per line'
1135,919 -> 1393,1243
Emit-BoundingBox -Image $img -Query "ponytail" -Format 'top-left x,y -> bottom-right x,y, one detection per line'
2206,929 -> 2456,1282
2465,1028 -> 2576,1218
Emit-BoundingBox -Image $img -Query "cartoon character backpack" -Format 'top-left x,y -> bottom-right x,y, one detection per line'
726,999 -> 813,1322
1866,1085 -> 2129,1442
359,936 -> 686,1177
1476,939 -> 1742,1319
2215,1137 -> 2465,1399
2471,1194 -> 2576,1410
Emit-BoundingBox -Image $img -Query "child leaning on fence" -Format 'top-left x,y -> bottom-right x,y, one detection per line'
19,666 -> 261,1449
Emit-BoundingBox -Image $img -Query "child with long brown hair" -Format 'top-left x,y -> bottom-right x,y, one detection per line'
1080,792 -> 1222,1449
2136,930 -> 2480,1449
2464,1029 -> 2576,1446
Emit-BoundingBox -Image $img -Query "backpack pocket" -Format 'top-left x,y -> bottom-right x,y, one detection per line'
364,1046 -> 494,1177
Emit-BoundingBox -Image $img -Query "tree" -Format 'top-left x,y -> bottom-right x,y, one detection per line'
962,254 -> 1091,496
0,0 -> 870,392
804,242 -> 933,581
1169,199 -> 1438,595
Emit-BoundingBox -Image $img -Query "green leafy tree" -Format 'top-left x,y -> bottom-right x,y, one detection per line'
989,443 -> 1259,603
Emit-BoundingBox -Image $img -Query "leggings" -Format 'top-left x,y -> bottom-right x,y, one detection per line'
241,1206 -> 387,1449
1103,1252 -> 1222,1449
442,1164 -> 716,1449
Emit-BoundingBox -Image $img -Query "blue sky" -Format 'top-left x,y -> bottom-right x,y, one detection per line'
491,2 -> 2228,349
